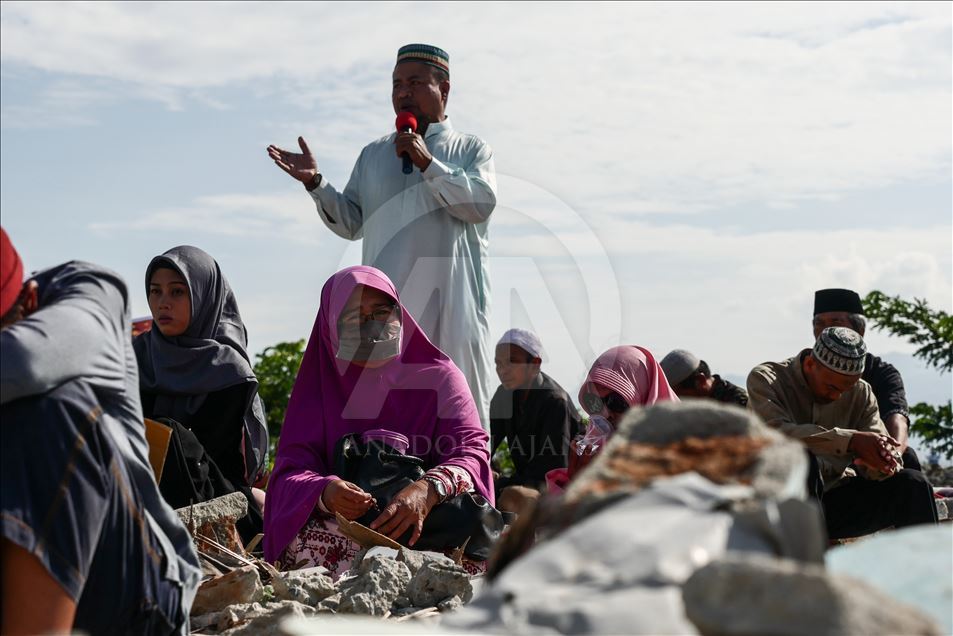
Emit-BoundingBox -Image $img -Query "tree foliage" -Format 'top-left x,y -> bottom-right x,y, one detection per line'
863,291 -> 953,373
909,401 -> 953,461
864,291 -> 952,460
253,339 -> 306,446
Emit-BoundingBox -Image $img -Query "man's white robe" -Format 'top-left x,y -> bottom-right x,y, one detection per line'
309,118 -> 496,425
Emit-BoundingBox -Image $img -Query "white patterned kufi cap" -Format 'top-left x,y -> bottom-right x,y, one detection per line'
813,327 -> 866,376
497,328 -> 544,360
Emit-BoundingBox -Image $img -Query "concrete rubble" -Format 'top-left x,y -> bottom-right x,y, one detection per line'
176,492 -> 248,555
191,565 -> 263,616
442,402 -> 945,635
683,554 -> 942,636
189,539 -> 476,634
182,410 -> 951,635
826,524 -> 953,634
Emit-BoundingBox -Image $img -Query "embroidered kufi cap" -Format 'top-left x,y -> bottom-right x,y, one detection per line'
813,326 -> 866,376
396,43 -> 450,76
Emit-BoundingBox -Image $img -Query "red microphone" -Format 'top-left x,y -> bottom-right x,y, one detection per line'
396,111 -> 418,175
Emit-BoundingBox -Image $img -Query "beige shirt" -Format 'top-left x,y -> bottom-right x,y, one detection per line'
747,350 -> 888,489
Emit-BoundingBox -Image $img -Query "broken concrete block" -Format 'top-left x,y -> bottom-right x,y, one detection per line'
191,565 -> 263,616
683,554 -> 942,636
438,595 -> 463,612
315,592 -> 341,613
176,492 -> 249,554
935,497 -> 949,521
219,601 -> 316,635
406,561 -> 473,608
563,402 -> 808,522
272,568 -> 336,606
337,554 -> 411,616
826,525 -> 953,634
397,547 -> 453,576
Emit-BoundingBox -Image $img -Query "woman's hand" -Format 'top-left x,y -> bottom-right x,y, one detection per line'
322,480 -> 374,520
369,480 -> 439,546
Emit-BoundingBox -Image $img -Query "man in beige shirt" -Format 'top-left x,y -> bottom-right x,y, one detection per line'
748,327 -> 936,539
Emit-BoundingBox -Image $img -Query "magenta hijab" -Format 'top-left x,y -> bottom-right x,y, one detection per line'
579,345 -> 679,408
263,266 -> 493,561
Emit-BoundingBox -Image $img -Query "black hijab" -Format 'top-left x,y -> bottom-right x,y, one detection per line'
133,245 -> 268,482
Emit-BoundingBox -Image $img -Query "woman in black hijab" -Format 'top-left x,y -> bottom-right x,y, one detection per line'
134,245 -> 268,541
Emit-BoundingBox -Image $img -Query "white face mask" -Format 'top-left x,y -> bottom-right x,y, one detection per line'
336,317 -> 402,363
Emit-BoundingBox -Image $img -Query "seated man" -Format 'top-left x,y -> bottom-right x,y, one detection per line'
490,329 -> 582,503
0,228 -> 201,635
812,288 -> 921,471
660,349 -> 748,407
747,326 -> 937,539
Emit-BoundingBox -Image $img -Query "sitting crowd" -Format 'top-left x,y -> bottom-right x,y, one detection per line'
0,225 -> 939,634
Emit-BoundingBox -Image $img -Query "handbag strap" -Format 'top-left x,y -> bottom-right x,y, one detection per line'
379,452 -> 425,467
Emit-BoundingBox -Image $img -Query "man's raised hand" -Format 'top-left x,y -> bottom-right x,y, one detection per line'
267,136 -> 319,186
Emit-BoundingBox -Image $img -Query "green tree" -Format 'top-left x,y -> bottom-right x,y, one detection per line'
864,291 -> 953,460
253,339 -> 306,454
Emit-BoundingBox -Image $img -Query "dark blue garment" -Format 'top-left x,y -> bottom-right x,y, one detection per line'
1,380 -> 183,635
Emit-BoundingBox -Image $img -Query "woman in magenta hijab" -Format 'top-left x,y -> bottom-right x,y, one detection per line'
264,266 -> 493,575
547,345 -> 679,492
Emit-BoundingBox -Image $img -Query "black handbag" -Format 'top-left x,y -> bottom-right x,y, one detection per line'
333,433 -> 503,560
156,417 -> 263,543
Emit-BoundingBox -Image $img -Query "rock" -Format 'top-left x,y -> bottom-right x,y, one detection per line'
923,464 -> 953,487
683,554 -> 942,636
826,525 -> 953,634
438,595 -> 463,612
935,497 -> 949,521
565,402 -> 807,511
337,554 -> 412,616
219,600 -> 316,635
397,547 -> 453,576
315,593 -> 341,612
189,610 -> 224,631
406,561 -> 473,607
176,492 -> 249,554
216,602 -> 265,632
272,568 -> 336,606
191,565 -> 263,616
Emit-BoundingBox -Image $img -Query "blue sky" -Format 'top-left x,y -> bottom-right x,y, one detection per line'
1,2 -> 950,415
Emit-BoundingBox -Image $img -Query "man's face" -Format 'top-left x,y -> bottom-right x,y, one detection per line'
392,62 -> 448,126
494,344 -> 540,391
803,355 -> 861,405
813,311 -> 853,339
672,375 -> 714,399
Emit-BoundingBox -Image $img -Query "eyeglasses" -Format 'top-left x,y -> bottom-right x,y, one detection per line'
339,303 -> 398,327
580,391 -> 629,415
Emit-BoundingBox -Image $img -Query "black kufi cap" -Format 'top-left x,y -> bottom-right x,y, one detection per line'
814,288 -> 864,316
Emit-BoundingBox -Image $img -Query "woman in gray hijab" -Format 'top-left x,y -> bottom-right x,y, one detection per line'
134,245 -> 268,540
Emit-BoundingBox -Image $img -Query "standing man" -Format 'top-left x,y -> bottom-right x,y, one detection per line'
811,288 -> 921,471
267,44 -> 497,424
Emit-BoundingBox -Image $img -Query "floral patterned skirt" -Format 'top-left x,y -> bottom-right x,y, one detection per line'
280,515 -> 486,579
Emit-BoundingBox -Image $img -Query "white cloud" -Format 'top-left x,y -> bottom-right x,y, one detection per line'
89,191 -> 328,246
2,2 -> 950,214
3,1 -> 950,396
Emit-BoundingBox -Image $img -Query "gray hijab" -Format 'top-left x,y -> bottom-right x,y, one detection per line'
133,245 -> 268,483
